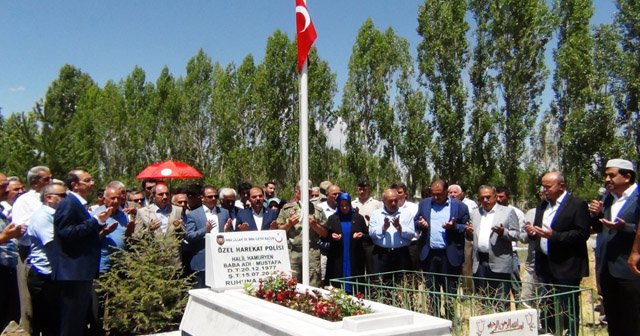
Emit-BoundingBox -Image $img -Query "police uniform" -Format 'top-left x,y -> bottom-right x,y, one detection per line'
276,201 -> 328,287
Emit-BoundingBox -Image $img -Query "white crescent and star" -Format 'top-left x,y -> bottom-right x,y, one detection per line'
295,5 -> 311,33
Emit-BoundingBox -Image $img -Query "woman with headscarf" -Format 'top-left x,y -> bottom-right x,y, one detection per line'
324,192 -> 368,293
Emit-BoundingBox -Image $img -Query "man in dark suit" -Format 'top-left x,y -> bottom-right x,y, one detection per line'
524,171 -> 590,336
235,187 -> 278,231
184,185 -> 230,288
53,170 -> 113,336
587,159 -> 640,336
468,185 -> 519,305
414,180 -> 469,319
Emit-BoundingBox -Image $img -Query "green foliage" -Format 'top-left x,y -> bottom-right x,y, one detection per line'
339,19 -> 411,188
97,233 -> 191,335
467,0 -> 501,193
417,0 -> 469,184
490,0 -> 554,198
614,0 -> 640,167
3,2 -> 640,204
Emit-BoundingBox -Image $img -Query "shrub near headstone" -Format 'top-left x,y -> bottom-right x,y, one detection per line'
97,232 -> 192,335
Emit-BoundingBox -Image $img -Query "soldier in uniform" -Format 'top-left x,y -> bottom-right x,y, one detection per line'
277,180 -> 328,287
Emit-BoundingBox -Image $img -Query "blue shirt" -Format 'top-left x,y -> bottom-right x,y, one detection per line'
429,200 -> 451,249
92,205 -> 129,273
369,207 -> 416,248
27,205 -> 58,274
0,215 -> 18,267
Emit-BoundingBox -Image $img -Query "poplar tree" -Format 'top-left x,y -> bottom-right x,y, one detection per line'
417,0 -> 469,183
339,19 -> 410,187
615,0 -> 640,166
552,0 -> 595,186
39,65 -> 98,177
467,0 -> 501,191
490,0 -> 553,196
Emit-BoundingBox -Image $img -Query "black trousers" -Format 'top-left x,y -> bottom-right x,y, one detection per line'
0,264 -> 19,331
600,270 -> 640,336
27,268 -> 59,336
420,249 -> 461,320
538,272 -> 581,336
371,245 -> 411,275
474,252 -> 511,312
57,280 -> 93,336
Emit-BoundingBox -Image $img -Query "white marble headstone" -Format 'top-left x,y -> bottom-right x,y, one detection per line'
205,229 -> 291,290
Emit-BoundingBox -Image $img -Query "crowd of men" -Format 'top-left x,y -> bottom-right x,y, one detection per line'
0,159 -> 639,336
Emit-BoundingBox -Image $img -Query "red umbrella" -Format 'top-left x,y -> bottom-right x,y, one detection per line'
136,160 -> 203,180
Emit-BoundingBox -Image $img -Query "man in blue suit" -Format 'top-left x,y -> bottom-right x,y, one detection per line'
184,185 -> 230,288
588,159 -> 640,336
53,170 -> 113,336
235,187 -> 279,231
414,179 -> 469,319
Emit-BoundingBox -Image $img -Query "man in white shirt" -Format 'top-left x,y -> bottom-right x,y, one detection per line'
11,165 -> 51,334
588,159 -> 640,336
1,177 -> 25,220
318,185 -> 340,217
468,185 -> 519,306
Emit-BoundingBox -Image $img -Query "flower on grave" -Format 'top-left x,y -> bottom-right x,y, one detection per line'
243,272 -> 372,322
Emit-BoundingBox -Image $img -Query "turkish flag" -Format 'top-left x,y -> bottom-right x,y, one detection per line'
295,0 -> 317,73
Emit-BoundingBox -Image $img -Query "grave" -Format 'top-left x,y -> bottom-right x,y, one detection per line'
179,230 -> 452,336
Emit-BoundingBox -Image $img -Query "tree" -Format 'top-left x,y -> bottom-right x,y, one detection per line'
39,65 -> 97,177
179,50 -> 215,174
467,0 -> 502,192
614,0 -> 640,167
253,31 -> 299,187
0,110 -> 41,176
395,69 -> 432,194
98,233 -> 191,335
490,0 -> 554,197
417,0 -> 469,183
339,19 -> 411,188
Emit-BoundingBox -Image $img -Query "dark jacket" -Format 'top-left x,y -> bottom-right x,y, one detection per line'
53,192 -> 101,281
532,193 -> 590,280
414,197 -> 470,267
324,212 -> 368,284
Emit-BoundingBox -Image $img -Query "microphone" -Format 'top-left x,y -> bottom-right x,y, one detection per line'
597,187 -> 609,202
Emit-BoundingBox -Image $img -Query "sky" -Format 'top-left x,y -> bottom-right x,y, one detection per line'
1,1 -> 618,117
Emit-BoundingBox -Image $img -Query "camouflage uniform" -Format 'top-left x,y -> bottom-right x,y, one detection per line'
276,201 -> 328,287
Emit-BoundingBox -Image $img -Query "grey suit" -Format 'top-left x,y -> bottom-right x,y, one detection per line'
470,204 -> 520,274
133,204 -> 184,238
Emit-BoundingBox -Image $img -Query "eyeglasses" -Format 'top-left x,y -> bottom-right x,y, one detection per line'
41,176 -> 52,182
204,194 -> 218,199
131,198 -> 144,203
47,193 -> 67,198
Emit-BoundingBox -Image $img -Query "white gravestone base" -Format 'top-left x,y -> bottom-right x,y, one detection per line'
180,285 -> 452,336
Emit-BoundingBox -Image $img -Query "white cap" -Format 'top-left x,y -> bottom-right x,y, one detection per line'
605,159 -> 634,172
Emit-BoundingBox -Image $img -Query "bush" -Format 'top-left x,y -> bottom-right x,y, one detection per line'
97,232 -> 192,335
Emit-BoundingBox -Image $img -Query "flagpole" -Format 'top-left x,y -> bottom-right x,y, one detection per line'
299,59 -> 310,286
